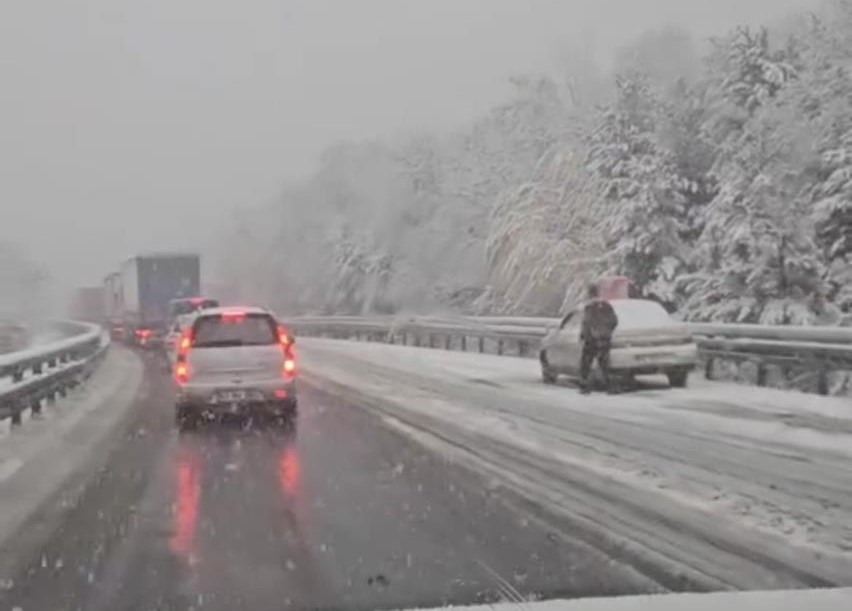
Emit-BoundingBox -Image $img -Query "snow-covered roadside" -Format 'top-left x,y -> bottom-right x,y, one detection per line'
298,338 -> 852,590
0,347 -> 143,555
409,587 -> 852,611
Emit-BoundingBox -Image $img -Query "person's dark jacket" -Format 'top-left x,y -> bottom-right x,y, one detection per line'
581,299 -> 618,342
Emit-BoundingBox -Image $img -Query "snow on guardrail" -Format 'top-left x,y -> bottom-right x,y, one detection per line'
283,315 -> 852,395
0,321 -> 109,426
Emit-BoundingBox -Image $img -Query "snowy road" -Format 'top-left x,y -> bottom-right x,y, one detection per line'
0,352 -> 655,611
296,338 -> 852,591
3,340 -> 851,610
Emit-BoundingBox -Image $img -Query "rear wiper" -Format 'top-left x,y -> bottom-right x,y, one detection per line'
193,340 -> 245,348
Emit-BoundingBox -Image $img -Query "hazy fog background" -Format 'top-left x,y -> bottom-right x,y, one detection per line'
0,0 -> 820,296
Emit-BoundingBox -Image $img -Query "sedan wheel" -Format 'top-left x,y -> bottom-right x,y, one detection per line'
540,351 -> 557,384
667,369 -> 688,388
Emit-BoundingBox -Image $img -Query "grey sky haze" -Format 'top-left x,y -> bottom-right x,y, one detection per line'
0,0 -> 820,289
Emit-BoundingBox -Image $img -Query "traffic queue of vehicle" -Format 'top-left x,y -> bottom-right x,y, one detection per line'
96,252 -> 298,428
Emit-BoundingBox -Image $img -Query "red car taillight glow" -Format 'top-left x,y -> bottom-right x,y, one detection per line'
174,361 -> 189,385
179,332 -> 192,353
283,358 -> 296,377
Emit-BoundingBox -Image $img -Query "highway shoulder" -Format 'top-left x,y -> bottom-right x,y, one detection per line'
0,346 -> 143,572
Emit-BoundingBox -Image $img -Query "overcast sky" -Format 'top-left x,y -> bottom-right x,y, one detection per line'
0,0 -> 820,288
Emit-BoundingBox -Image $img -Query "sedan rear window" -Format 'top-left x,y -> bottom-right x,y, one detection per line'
192,313 -> 277,347
610,299 -> 675,329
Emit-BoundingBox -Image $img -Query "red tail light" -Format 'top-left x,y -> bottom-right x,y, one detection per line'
135,328 -> 151,338
178,330 -> 192,353
277,326 -> 292,347
174,361 -> 189,385
283,358 -> 296,377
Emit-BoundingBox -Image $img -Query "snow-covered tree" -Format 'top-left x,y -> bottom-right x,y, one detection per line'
482,148 -> 607,314
788,7 -> 852,314
587,72 -> 688,301
681,113 -> 825,323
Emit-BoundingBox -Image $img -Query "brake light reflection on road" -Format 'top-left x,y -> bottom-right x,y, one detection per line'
278,446 -> 300,495
170,450 -> 201,559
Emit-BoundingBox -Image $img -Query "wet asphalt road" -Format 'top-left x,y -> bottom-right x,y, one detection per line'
1,356 -> 656,611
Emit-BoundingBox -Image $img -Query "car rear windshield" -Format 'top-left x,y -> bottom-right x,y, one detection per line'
610,299 -> 674,329
192,313 -> 277,347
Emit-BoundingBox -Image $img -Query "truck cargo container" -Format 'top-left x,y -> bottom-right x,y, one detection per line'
118,253 -> 201,346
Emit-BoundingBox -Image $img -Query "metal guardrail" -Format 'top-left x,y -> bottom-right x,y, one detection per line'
0,321 -> 109,426
284,315 -> 852,395
0,322 -> 28,354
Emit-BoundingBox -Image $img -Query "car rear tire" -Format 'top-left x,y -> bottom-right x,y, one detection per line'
175,403 -> 197,430
270,399 -> 298,430
667,369 -> 688,388
540,351 -> 557,384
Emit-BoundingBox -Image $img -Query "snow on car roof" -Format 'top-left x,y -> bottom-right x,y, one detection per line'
197,306 -> 270,317
609,299 -> 676,329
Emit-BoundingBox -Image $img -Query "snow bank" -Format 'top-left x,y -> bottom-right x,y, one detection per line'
408,587 -> 852,611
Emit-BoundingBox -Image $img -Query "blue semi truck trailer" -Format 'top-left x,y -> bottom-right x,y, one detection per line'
116,253 -> 201,346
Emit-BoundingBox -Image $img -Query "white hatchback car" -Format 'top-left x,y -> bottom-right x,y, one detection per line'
173,306 -> 297,426
539,299 -> 697,388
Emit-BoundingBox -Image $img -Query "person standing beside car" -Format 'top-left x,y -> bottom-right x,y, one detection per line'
580,284 -> 618,394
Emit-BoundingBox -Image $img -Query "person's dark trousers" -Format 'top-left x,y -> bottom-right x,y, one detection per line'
580,338 -> 612,393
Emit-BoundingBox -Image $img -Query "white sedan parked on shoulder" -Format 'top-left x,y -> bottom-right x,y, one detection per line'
539,299 -> 698,388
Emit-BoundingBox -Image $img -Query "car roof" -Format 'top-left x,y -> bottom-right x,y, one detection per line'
170,296 -> 215,304
195,306 -> 272,317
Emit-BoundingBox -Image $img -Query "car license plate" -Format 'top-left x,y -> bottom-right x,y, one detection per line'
638,353 -> 674,362
216,390 -> 248,402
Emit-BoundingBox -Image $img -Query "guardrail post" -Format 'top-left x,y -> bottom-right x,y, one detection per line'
401,333 -> 408,346
817,368 -> 829,396
460,336 -> 467,351
444,335 -> 451,350
9,402 -> 21,426
478,337 -> 484,353
31,398 -> 42,416
497,339 -> 504,356
413,334 -> 421,348
756,363 -> 767,387
518,340 -> 528,357
428,334 -> 435,348
704,356 -> 714,380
